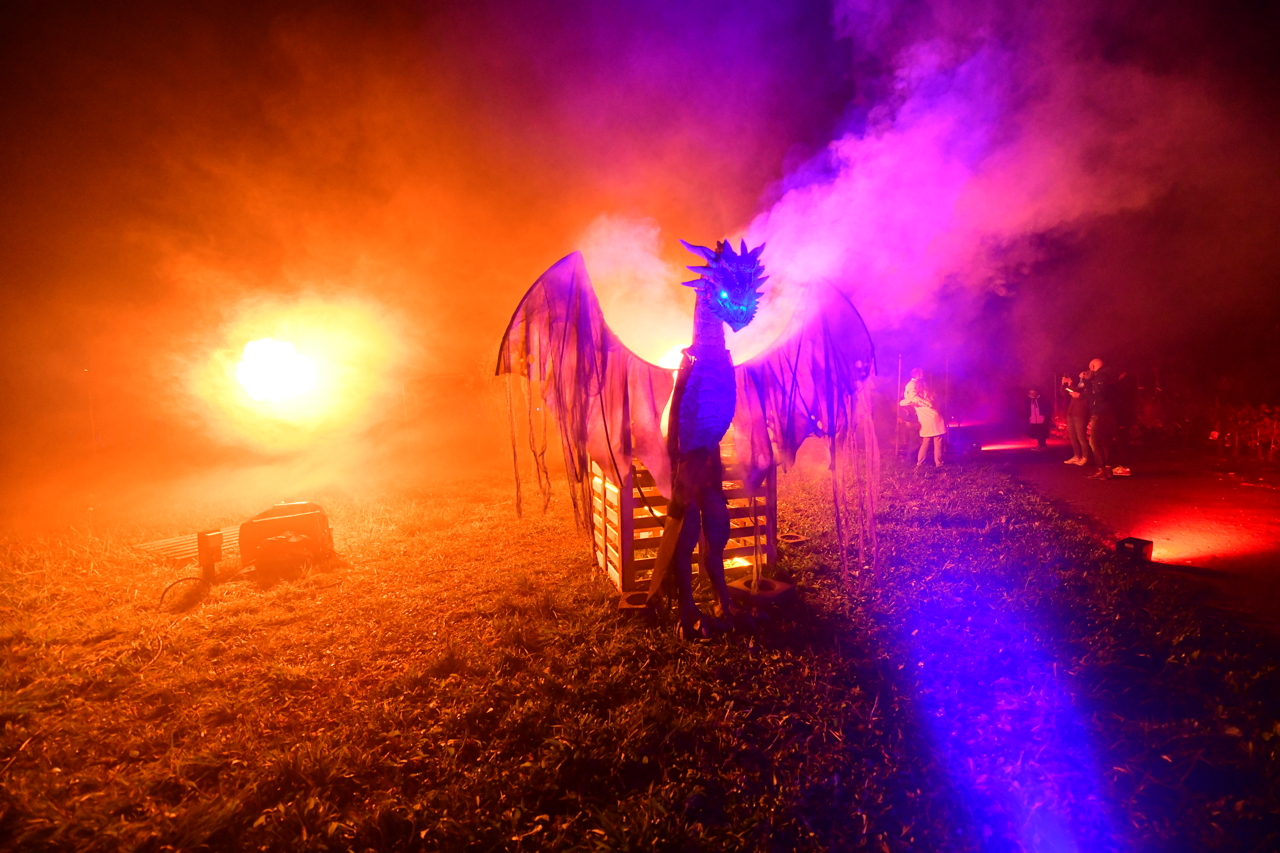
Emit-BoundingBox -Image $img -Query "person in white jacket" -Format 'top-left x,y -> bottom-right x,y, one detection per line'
901,368 -> 947,467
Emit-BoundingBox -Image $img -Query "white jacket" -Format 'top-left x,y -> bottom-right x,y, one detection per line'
901,378 -> 947,438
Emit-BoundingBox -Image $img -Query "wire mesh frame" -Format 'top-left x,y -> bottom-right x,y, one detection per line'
589,433 -> 777,593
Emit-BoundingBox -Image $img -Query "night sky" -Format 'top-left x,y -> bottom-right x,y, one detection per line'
1,0 -> 1277,503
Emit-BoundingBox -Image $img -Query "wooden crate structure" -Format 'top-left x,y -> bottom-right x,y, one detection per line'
589,428 -> 777,593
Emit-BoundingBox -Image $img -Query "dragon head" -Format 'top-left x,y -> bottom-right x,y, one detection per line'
680,238 -> 768,332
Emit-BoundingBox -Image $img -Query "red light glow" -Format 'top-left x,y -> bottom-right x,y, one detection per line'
981,439 -> 1040,452
1128,512 -> 1263,565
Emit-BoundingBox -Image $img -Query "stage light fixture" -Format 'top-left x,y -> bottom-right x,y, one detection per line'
1116,537 -> 1154,561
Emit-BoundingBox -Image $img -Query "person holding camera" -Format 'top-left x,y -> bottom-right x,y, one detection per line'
1086,358 -> 1118,480
1062,369 -> 1091,465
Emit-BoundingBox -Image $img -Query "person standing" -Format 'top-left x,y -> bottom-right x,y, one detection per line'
1062,369 -> 1091,465
1086,358 -> 1118,480
902,368 -> 946,467
1027,389 -> 1049,450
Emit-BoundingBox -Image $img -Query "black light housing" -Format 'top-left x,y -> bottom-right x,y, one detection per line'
1116,537 -> 1153,560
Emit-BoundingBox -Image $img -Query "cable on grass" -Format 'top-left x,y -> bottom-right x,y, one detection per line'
158,574 -> 212,610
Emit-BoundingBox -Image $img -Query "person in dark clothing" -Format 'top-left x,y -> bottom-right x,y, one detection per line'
1027,389 -> 1049,449
1062,369 -> 1091,465
1086,358 -> 1118,479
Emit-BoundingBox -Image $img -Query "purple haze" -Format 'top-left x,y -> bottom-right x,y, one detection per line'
752,1 -> 1249,322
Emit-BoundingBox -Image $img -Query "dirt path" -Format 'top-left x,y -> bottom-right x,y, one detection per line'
985,436 -> 1280,628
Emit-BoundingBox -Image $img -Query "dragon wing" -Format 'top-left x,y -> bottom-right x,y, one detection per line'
731,283 -> 879,574
496,252 -> 675,523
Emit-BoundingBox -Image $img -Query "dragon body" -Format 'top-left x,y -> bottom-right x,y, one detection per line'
650,240 -> 768,637
496,234 -> 879,638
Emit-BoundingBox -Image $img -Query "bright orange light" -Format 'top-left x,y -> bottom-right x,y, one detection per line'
657,343 -> 686,369
189,295 -> 406,451
235,338 -> 318,402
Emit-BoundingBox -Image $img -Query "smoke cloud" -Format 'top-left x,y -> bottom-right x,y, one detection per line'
0,0 -> 1276,522
579,216 -> 690,367
749,0 -> 1276,358
0,0 -> 853,520
581,214 -> 802,367
574,0 -> 1280,406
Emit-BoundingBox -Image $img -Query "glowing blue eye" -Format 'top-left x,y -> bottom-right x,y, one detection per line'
720,290 -> 728,299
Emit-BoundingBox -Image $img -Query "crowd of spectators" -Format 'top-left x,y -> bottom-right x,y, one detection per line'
1205,401 -> 1280,461
1049,375 -> 1280,463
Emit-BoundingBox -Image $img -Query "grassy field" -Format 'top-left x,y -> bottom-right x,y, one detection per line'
1,458 -> 1278,851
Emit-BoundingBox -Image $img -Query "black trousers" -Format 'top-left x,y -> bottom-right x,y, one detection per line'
1089,413 -> 1118,468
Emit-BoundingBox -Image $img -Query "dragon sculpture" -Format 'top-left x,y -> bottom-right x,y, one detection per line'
646,240 -> 769,637
497,238 -> 879,637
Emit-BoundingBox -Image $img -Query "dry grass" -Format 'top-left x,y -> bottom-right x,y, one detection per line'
1,462 -> 1278,851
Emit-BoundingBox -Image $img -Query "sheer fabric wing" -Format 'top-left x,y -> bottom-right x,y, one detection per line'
495,252 -> 675,523
732,284 -> 876,487
731,284 -> 880,578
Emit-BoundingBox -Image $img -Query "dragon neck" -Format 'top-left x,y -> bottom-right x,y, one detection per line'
691,292 -> 727,353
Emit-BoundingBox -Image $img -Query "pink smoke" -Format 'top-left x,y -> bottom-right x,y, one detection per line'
745,2 -> 1240,328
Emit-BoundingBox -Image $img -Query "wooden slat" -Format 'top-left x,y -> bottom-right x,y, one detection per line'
630,554 -> 705,573
631,508 -> 667,524
590,433 -> 776,594
135,525 -> 240,561
593,508 -> 621,536
726,506 -> 766,522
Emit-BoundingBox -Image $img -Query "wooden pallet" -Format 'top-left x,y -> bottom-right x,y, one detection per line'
135,525 -> 240,562
590,430 -> 777,593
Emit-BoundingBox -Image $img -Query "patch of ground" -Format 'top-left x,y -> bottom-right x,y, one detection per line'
0,461 -> 1277,851
999,439 -> 1280,628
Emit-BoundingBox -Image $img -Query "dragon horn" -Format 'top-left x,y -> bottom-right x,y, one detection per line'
679,239 -> 717,261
